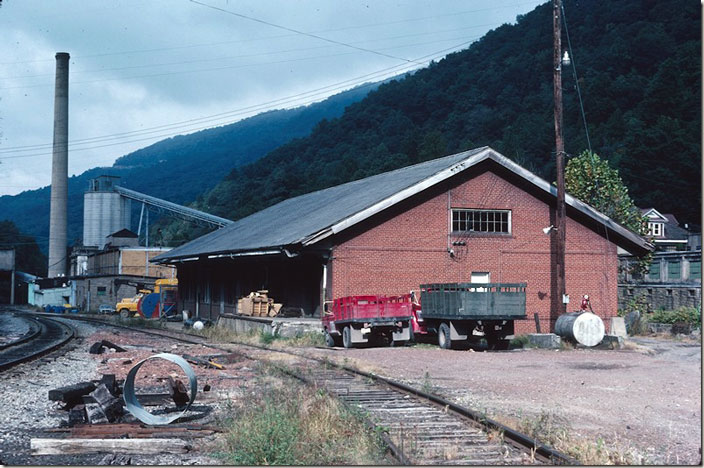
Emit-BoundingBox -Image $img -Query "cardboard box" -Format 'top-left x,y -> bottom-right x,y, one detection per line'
268,303 -> 283,317
237,297 -> 253,316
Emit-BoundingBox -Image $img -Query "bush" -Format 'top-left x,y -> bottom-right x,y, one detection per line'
649,307 -> 701,328
618,294 -> 652,317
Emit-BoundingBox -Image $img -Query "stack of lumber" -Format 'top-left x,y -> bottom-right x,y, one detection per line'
237,290 -> 283,317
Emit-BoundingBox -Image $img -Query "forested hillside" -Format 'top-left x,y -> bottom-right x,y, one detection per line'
0,83 -> 376,255
167,0 -> 700,246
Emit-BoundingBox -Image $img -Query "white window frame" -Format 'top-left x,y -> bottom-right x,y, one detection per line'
451,209 -> 511,234
648,222 -> 663,237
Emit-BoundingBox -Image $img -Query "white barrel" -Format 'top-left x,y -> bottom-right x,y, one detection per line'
554,312 -> 605,347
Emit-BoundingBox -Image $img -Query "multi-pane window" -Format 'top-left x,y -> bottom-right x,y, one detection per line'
452,209 -> 511,234
648,222 -> 663,237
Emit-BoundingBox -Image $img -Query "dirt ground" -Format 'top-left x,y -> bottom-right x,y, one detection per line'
308,335 -> 701,465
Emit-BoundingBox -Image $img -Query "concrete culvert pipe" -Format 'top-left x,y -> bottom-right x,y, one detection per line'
554,312 -> 605,347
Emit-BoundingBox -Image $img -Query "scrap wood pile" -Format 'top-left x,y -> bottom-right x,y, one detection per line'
32,340 -> 226,458
237,290 -> 282,317
47,371 -> 194,427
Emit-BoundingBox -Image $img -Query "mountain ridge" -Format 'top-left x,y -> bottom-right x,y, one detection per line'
168,0 -> 699,248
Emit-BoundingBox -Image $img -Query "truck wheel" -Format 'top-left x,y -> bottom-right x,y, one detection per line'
119,309 -> 130,319
438,322 -> 451,349
324,330 -> 336,347
342,326 -> 353,349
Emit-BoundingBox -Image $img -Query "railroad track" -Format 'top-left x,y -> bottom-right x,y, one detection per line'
50,314 -> 576,465
0,313 -> 75,372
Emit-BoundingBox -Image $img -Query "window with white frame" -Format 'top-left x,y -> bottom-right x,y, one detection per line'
452,209 -> 511,234
648,222 -> 663,237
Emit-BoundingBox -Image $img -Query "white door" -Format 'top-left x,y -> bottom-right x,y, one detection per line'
470,272 -> 490,292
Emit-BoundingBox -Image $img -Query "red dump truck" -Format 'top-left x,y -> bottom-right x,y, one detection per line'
323,282 -> 526,349
322,294 -> 422,348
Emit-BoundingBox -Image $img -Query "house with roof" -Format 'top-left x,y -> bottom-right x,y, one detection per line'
154,147 -> 652,333
641,208 -> 701,252
617,208 -> 701,312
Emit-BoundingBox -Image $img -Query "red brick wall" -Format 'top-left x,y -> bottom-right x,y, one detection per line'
330,169 -> 618,333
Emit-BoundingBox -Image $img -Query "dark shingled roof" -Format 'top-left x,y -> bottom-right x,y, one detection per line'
154,147 -> 653,262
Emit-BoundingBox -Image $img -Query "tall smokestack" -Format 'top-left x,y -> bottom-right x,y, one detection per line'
48,52 -> 69,278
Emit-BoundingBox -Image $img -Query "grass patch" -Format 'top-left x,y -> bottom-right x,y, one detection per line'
218,373 -> 390,465
197,325 -> 325,348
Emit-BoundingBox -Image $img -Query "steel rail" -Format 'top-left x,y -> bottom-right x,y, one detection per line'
0,314 -> 75,372
0,314 -> 42,350
53,314 -> 577,464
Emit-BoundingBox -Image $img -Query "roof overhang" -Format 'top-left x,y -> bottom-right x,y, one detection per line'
156,248 -> 289,264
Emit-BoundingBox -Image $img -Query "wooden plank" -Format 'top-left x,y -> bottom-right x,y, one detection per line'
30,438 -> 191,455
48,382 -> 96,404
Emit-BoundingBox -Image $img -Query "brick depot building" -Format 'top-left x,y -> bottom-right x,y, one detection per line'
154,147 -> 652,333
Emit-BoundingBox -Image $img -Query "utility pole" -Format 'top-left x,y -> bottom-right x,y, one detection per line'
553,0 -> 567,317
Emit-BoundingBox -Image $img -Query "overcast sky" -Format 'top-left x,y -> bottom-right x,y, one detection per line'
0,0 -> 544,197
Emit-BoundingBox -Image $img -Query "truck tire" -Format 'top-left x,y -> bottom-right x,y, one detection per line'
324,330 -> 336,347
342,326 -> 353,349
119,309 -> 130,319
438,322 -> 451,349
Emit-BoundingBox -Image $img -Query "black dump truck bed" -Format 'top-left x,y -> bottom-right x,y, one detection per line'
419,283 -> 527,320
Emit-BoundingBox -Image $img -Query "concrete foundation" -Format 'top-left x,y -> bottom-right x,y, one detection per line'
527,333 -> 561,349
216,313 -> 323,338
609,317 -> 627,337
597,334 -> 625,349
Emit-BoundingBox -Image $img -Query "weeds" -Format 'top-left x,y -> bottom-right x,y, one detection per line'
421,371 -> 434,394
218,377 -> 390,465
513,410 -> 639,465
510,334 -> 533,348
197,325 -> 325,348
559,339 -> 575,350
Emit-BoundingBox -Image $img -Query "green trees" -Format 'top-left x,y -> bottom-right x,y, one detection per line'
565,150 -> 652,273
565,151 -> 647,236
0,221 -> 46,275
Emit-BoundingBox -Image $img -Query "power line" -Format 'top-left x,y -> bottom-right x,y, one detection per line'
0,1 -> 540,66
0,36 -> 480,154
0,39 -> 477,160
0,24 -> 496,81
187,0 -> 425,66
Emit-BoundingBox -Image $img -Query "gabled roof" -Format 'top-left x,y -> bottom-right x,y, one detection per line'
154,147 -> 653,263
640,208 -> 689,242
108,228 -> 138,238
641,208 -> 669,222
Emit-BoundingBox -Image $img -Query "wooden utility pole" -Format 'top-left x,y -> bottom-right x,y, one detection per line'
553,0 -> 567,317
